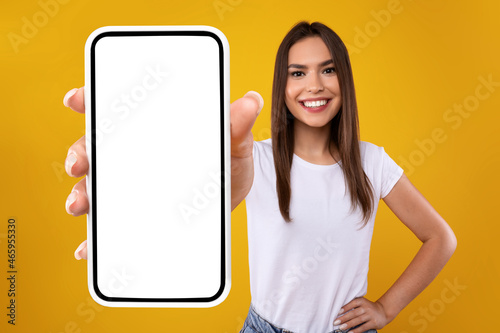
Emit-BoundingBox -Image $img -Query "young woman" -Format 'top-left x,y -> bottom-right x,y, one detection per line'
64,21 -> 456,333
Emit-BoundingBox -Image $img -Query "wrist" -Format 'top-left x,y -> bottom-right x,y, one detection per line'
375,299 -> 399,324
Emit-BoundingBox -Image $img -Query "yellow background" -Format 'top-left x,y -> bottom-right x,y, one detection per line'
1,0 -> 499,332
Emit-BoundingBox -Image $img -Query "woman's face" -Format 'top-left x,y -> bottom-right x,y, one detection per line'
285,36 -> 342,128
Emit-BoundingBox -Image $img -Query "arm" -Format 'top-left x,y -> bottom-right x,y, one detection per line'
230,91 -> 263,211
376,173 -> 457,321
231,151 -> 254,211
334,173 -> 457,332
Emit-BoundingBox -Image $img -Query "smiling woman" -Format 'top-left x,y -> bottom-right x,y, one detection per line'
239,21 -> 456,333
62,19 -> 456,333
271,23 -> 374,227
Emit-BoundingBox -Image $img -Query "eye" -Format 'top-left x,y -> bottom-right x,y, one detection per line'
323,67 -> 336,74
290,71 -> 305,77
323,67 -> 335,74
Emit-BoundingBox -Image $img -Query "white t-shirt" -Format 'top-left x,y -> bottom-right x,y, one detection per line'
245,138 -> 404,333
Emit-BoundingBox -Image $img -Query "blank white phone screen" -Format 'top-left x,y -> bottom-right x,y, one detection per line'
90,32 -> 225,301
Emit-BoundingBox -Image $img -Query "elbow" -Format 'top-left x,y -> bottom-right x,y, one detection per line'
450,231 -> 458,255
443,224 -> 457,260
426,221 -> 457,261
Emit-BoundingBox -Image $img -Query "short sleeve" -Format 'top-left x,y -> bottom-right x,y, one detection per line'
380,147 -> 404,199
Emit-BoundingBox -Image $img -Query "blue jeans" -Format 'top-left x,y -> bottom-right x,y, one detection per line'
239,304 -> 378,333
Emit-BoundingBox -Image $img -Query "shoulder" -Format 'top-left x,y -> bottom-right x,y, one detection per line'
254,138 -> 272,149
253,138 -> 273,156
252,138 -> 274,166
253,139 -> 387,160
254,139 -> 384,161
360,140 -> 405,196
358,140 -> 399,176
359,140 -> 385,162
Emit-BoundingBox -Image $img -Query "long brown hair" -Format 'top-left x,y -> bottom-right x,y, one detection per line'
271,21 -> 375,226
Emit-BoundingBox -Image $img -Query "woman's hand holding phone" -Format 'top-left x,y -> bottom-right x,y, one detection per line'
63,87 -> 264,260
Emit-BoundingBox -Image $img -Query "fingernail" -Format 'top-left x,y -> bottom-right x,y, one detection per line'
66,190 -> 78,212
74,240 -> 87,260
333,320 -> 341,325
338,307 -> 344,314
339,324 -> 347,330
65,153 -> 77,173
63,88 -> 78,107
244,91 -> 264,114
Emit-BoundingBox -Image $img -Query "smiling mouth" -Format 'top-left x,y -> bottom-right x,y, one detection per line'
300,99 -> 331,108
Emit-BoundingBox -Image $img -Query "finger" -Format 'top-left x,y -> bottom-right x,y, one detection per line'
339,313 -> 370,332
66,135 -> 89,177
335,298 -> 368,325
339,297 -> 364,315
63,87 -> 85,113
75,240 -> 87,260
66,177 -> 89,216
334,305 -> 365,326
230,91 -> 264,157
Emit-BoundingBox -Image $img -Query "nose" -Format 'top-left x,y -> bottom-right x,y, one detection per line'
306,72 -> 324,93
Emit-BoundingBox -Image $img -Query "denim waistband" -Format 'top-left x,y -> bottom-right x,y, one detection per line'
242,304 -> 292,333
241,304 -> 377,333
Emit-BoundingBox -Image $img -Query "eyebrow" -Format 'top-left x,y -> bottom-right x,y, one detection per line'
287,59 -> 334,69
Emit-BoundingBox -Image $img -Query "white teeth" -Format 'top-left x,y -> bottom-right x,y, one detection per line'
303,99 -> 328,108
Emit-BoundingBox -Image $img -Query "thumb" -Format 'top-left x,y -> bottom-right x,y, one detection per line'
243,91 -> 264,111
230,91 -> 264,149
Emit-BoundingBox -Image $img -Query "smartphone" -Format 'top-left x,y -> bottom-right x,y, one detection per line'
84,26 -> 230,307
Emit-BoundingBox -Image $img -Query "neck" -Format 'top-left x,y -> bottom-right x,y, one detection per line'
293,120 -> 338,164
